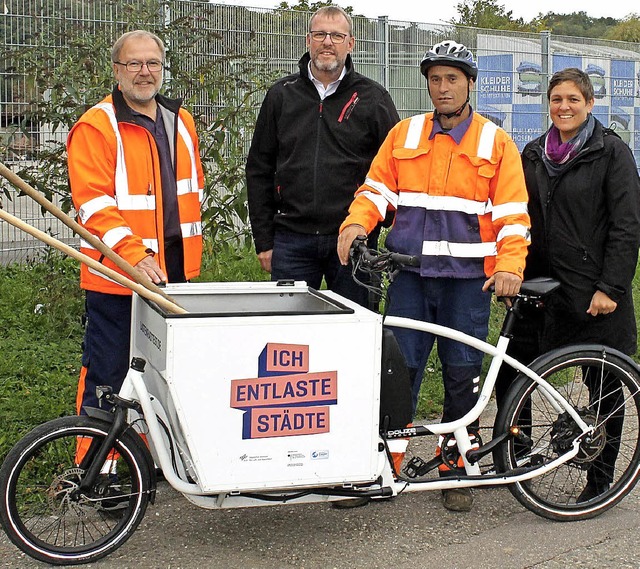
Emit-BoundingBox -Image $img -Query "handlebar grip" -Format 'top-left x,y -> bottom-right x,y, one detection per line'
390,253 -> 420,268
350,236 -> 370,260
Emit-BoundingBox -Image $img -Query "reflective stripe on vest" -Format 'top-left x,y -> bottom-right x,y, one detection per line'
176,118 -> 204,203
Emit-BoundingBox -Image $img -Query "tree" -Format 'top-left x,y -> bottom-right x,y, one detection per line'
451,0 -> 528,31
605,14 -> 640,42
276,1 -> 353,14
529,11 -> 619,38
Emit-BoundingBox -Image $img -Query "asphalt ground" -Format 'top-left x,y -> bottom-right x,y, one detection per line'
2,479 -> 639,569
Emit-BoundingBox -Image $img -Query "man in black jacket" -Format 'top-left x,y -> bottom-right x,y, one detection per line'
246,6 -> 399,307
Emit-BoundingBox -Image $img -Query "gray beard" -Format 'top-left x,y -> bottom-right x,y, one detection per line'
311,55 -> 344,74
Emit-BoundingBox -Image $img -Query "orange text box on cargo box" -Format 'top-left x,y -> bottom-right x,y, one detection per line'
249,405 -> 330,438
260,343 -> 309,375
230,371 -> 338,408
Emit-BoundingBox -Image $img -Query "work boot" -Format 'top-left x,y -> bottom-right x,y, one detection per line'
441,488 -> 473,512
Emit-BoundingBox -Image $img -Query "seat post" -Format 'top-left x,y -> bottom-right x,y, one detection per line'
499,296 -> 524,339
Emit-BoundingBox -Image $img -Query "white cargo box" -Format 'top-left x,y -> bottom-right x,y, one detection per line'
131,281 -> 383,493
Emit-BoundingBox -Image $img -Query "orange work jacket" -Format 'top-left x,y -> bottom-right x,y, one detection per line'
342,111 -> 530,279
68,89 -> 204,294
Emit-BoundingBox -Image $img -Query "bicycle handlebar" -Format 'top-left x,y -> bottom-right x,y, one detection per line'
350,236 -> 420,275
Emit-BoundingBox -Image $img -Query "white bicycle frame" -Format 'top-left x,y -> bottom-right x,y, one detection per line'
118,312 -> 594,508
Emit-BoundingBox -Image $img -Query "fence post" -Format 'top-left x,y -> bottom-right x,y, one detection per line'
540,30 -> 551,132
378,16 -> 390,90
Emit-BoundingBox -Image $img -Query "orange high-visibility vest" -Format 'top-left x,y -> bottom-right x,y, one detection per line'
68,93 -> 204,294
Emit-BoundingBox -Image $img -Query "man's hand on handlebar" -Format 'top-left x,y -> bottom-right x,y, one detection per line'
482,271 -> 523,299
337,224 -> 367,265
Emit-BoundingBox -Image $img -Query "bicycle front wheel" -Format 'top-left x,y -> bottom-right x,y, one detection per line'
0,415 -> 152,565
494,346 -> 640,521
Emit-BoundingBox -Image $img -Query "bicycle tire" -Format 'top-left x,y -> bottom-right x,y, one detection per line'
0,415 -> 152,565
494,345 -> 640,521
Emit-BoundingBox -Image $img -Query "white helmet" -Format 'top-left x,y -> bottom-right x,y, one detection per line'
420,40 -> 478,80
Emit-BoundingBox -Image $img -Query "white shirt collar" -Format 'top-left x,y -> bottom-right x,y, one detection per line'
307,61 -> 347,100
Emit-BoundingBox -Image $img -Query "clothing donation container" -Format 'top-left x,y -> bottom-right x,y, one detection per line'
130,281 -> 383,493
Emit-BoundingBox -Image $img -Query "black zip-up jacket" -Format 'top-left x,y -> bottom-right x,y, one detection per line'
522,120 -> 640,351
246,53 -> 399,253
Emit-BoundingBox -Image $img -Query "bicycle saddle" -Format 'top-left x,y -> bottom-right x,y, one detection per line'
519,277 -> 560,298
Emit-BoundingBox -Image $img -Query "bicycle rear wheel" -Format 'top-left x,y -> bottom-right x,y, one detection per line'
494,346 -> 640,521
0,415 -> 152,565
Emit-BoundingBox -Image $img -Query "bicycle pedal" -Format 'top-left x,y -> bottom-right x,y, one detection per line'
402,456 -> 440,478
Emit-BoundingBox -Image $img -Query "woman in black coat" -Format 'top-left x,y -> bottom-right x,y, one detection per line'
501,67 -> 640,503
522,69 -> 640,355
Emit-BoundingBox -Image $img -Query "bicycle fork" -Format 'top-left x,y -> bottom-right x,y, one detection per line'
77,379 -> 144,494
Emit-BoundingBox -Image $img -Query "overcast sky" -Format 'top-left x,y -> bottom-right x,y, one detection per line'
213,0 -> 638,24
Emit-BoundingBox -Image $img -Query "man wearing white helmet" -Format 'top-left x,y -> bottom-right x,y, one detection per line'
338,40 -> 530,512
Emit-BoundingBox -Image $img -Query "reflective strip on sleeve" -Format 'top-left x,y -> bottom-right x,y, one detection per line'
477,121 -> 498,160
496,224 -> 531,242
102,226 -> 133,249
360,190 -> 389,219
142,238 -> 159,253
78,195 -> 117,224
404,114 -> 427,149
364,177 -> 398,208
492,201 -> 528,220
422,240 -> 497,258
399,192 -> 491,215
180,221 -> 202,238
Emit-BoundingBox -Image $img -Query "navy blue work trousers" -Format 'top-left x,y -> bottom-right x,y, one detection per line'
386,271 -> 491,420
77,291 -> 132,414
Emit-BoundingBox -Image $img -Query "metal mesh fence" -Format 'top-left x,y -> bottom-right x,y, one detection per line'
1,1 -> 639,263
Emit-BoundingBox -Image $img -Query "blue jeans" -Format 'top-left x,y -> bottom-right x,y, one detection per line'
271,229 -> 377,308
386,271 -> 491,420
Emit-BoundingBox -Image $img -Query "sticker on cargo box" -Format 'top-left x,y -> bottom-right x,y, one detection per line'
230,342 -> 338,440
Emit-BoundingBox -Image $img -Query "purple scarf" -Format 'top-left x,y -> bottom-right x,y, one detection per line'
542,114 -> 595,176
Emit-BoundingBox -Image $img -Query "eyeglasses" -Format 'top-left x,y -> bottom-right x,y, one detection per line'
308,31 -> 349,44
114,60 -> 164,72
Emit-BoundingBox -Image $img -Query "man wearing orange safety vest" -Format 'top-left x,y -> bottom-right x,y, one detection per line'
68,30 -> 204,416
338,40 -> 530,512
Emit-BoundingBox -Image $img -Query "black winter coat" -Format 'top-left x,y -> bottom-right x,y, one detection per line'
246,53 -> 399,253
521,119 -> 640,354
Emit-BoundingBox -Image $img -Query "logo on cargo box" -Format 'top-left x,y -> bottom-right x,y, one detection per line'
230,343 -> 337,439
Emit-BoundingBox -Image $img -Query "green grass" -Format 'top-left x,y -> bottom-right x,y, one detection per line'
198,241 -> 269,283
0,255 -> 84,458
